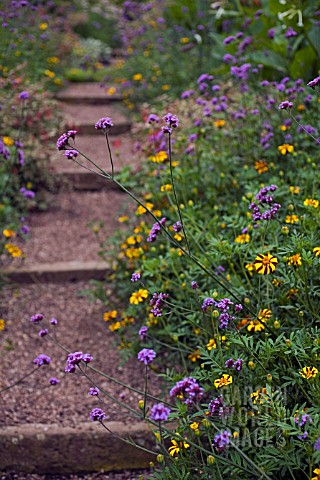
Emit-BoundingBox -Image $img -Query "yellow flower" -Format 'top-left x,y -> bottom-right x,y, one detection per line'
135,202 -> 154,215
257,308 -> 272,322
168,438 -> 190,456
297,104 -> 305,111
160,184 -> 172,192
304,198 -> 319,208
250,388 -> 267,404
180,37 -> 190,44
214,374 -> 233,389
253,253 -> 278,275
118,215 -> 129,223
3,136 -> 14,146
313,247 -> 320,257
285,214 -> 299,224
188,349 -> 201,362
47,56 -> 59,63
107,86 -> 116,95
174,233 -> 183,242
0,319 -> 5,331
214,119 -> 225,128
162,85 -> 170,91
190,422 -> 199,430
3,229 -> 15,238
39,22 -> 48,30
5,243 -> 22,257
132,73 -> 142,81
126,236 -> 136,245
206,338 -> 217,351
150,151 -> 168,163
247,320 -> 265,332
288,253 -> 302,267
130,289 -> 148,304
54,78 -> 62,87
289,185 -> 300,194
235,233 -> 250,243
279,125 -> 288,131
109,321 -> 121,331
103,310 -> 118,321
44,69 -> 55,78
300,366 -> 318,379
245,263 -> 254,274
312,468 -> 320,480
278,144 -> 294,155
254,160 -> 268,174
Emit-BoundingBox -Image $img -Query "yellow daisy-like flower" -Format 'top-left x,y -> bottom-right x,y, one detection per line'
3,136 -> 14,146
300,366 -> 318,379
150,151 -> 168,164
214,374 -> 233,389
214,119 -> 225,128
289,185 -> 300,194
126,235 -> 137,245
44,69 -> 55,78
168,438 -> 190,456
254,160 -> 268,174
188,349 -> 201,362
103,310 -> 118,322
118,215 -> 129,223
250,388 -> 267,404
272,278 -> 282,287
285,214 -> 299,224
135,202 -> 154,215
132,73 -> 142,81
288,253 -> 302,267
253,253 -> 278,275
304,198 -> 319,208
312,468 -> 320,480
39,22 -> 48,30
162,85 -> 170,91
257,308 -> 272,322
247,320 -> 265,332
278,143 -> 294,155
235,233 -> 250,244
313,247 -> 320,257
160,184 -> 172,192
180,37 -> 190,44
206,338 -> 217,351
3,229 -> 15,238
0,319 -> 5,331
5,243 -> 22,257
245,263 -> 254,274
190,422 -> 199,430
279,125 -> 288,131
297,104 -> 305,111
47,56 -> 59,64
109,321 -> 121,332
130,289 -> 148,304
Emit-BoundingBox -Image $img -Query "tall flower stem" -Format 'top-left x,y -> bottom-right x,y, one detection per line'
105,131 -> 114,178
168,132 -> 191,255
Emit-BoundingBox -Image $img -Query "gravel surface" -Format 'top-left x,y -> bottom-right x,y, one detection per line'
0,282 -> 162,428
0,470 -> 152,480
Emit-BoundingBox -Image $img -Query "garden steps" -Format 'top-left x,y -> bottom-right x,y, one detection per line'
55,82 -> 123,104
51,133 -> 141,191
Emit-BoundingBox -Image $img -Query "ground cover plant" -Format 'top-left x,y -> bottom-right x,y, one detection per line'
3,1 -> 320,479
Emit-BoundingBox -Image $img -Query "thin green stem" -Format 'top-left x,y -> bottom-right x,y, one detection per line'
0,367 -> 39,393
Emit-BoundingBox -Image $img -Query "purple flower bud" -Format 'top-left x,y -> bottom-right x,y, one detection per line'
95,117 -> 113,130
50,317 -> 58,325
88,387 -> 99,396
148,114 -> 159,124
19,91 -> 29,100
137,348 -> 156,365
30,313 -> 44,324
191,281 -> 198,290
150,403 -> 171,421
38,329 -> 48,337
279,101 -> 293,110
49,377 -> 59,385
131,272 -> 141,282
138,326 -> 148,340
90,407 -> 106,422
33,354 -> 51,366
64,150 -> 78,159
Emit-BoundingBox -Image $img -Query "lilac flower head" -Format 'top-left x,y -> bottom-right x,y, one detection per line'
56,130 -> 77,151
173,221 -> 182,232
225,358 -> 234,368
30,313 -> 44,324
147,217 -> 166,242
21,225 -> 29,234
202,297 -> 216,312
285,27 -> 298,38
131,272 -> 141,282
223,53 -> 236,64
191,281 -> 198,290
170,377 -> 203,405
20,187 -> 35,199
50,317 -> 58,325
307,76 -> 320,90
181,89 -> 195,99
279,101 -> 293,110
65,351 -> 92,373
150,403 -> 171,421
233,358 -> 243,371
208,395 -> 232,418
33,354 -> 51,366
148,114 -> 159,124
268,28 -> 275,39
19,91 -> 29,100
95,117 -> 113,130
49,377 -> 59,385
88,387 -> 99,396
64,150 -> 78,160
137,348 -> 156,365
163,113 -> 179,128
212,430 -> 231,452
38,329 -> 48,337
223,35 -> 235,45
90,407 -> 106,422
138,325 -> 148,340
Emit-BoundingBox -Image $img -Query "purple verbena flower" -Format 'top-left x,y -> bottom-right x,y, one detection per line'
90,407 -> 106,422
191,281 -> 198,290
20,187 -> 35,199
212,430 -> 231,452
56,130 -> 77,151
88,387 -> 99,396
49,377 -> 59,385
233,358 -> 243,371
30,313 -> 44,324
95,117 -> 113,130
64,149 -> 78,159
150,403 -> 171,421
147,217 -> 166,242
163,113 -> 179,128
173,221 -> 182,232
307,76 -> 320,90
314,437 -> 320,450
65,351 -> 92,373
131,272 -> 141,282
285,27 -> 298,38
279,101 -> 293,110
38,329 -> 48,337
268,28 -> 275,39
33,354 -> 51,366
138,325 -> 148,340
137,348 -> 156,365
50,317 -> 58,325
19,91 -> 29,100
148,114 -> 159,124
225,358 -> 234,368
170,377 -> 203,405
208,395 -> 232,417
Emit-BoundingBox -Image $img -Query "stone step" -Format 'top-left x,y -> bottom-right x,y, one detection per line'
2,260 -> 112,283
0,421 -> 155,474
61,103 -> 131,136
55,82 -> 123,104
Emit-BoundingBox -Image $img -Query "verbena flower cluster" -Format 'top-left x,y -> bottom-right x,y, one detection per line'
65,351 -> 93,373
170,377 -> 204,405
249,184 -> 281,224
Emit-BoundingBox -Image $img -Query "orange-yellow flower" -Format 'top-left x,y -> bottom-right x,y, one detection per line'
214,374 -> 233,389
235,233 -> 250,244
288,253 -> 302,267
278,143 -> 294,155
254,160 -> 268,174
130,289 -> 148,304
300,366 -> 318,379
285,214 -> 299,224
253,253 -> 278,274
304,198 -> 319,208
313,247 -> 320,257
